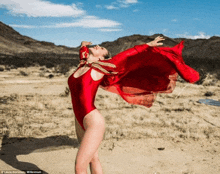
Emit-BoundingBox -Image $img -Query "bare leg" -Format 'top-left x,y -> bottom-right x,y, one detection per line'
75,117 -> 103,173
89,151 -> 103,174
75,109 -> 105,174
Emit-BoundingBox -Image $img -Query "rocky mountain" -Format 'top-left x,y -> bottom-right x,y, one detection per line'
101,34 -> 220,60
0,21 -> 80,67
0,21 -> 219,75
0,21 -> 78,55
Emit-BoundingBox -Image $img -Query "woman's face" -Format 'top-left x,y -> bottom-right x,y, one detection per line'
89,45 -> 108,60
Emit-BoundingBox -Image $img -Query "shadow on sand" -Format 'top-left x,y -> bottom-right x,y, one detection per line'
0,135 -> 79,174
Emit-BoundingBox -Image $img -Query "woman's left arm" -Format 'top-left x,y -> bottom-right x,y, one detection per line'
146,36 -> 165,47
100,36 -> 165,65
90,36 -> 165,75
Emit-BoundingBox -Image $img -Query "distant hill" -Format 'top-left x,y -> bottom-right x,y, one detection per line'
0,21 -> 81,67
101,34 -> 220,60
0,21 -> 219,79
0,21 -> 78,55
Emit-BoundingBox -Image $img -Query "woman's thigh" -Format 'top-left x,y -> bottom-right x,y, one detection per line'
75,117 -> 85,144
75,109 -> 105,166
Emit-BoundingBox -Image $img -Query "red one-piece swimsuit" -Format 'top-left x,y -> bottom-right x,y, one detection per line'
68,46 -> 102,130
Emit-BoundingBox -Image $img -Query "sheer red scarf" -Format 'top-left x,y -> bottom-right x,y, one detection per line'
82,41 -> 200,107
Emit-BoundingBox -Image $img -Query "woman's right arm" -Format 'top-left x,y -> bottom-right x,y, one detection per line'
81,41 -> 92,47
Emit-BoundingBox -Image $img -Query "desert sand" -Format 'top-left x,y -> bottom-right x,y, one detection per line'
0,66 -> 220,174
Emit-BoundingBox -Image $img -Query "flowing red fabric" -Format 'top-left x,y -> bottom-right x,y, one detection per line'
90,41 -> 200,108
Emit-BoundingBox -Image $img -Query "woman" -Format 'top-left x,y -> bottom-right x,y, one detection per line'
68,36 -> 199,174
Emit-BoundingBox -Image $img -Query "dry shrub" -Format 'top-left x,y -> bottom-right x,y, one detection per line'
54,63 -> 71,75
0,94 -> 18,104
177,76 -> 185,83
59,87 -> 70,97
0,65 -> 5,71
39,67 -> 46,71
39,72 -> 45,77
5,65 -> 11,71
202,73 -> 218,86
45,61 -> 54,68
19,70 -> 28,76
48,74 -> 54,78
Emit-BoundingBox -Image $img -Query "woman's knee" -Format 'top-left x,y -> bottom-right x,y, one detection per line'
90,152 -> 100,163
75,159 -> 86,173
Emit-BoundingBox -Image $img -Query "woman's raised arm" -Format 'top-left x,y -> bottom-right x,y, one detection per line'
81,41 -> 92,47
146,36 -> 165,47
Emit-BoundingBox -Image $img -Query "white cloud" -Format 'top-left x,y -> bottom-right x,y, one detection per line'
193,18 -> 200,21
105,5 -> 119,10
149,29 -> 168,35
11,16 -> 122,30
9,24 -> 37,29
99,28 -> 122,32
121,0 -> 138,4
52,16 -> 122,28
176,32 -> 211,39
0,0 -> 85,17
162,29 -> 168,33
96,5 -> 102,8
172,19 -> 178,22
105,0 -> 138,10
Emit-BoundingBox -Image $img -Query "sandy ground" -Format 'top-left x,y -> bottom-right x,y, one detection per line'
0,67 -> 220,174
1,138 -> 220,174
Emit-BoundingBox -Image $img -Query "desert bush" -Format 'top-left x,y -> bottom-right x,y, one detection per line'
5,65 -> 11,71
0,65 -> 5,71
215,71 -> 220,80
9,65 -> 17,69
32,62 -> 40,67
177,76 -> 185,83
204,91 -> 214,96
45,61 -> 55,68
48,74 -> 54,78
39,72 -> 45,77
39,67 -> 46,71
0,94 -> 18,104
202,73 -> 218,86
54,63 -> 71,75
19,70 -> 28,76
59,87 -> 70,97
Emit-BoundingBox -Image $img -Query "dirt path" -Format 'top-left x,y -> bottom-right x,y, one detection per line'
0,139 -> 220,174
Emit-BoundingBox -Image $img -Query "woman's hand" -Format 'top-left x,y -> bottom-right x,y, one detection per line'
81,41 -> 92,47
146,36 -> 165,47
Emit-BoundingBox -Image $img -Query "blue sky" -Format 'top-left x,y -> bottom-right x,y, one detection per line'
0,0 -> 219,47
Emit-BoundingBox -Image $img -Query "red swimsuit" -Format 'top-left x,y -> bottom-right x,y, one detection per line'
68,47 -> 102,130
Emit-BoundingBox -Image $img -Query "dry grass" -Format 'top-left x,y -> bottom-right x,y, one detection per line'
0,93 -> 75,138
0,67 -> 220,146
0,66 -> 220,174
